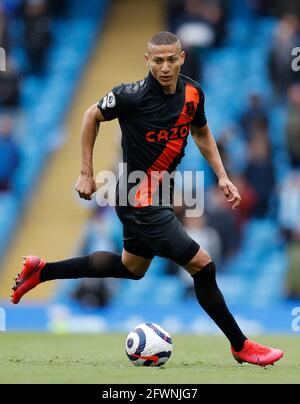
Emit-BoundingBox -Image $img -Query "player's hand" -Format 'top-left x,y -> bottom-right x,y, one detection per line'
75,175 -> 97,200
218,176 -> 241,210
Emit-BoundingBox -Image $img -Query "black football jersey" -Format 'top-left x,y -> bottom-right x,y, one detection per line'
98,72 -> 207,208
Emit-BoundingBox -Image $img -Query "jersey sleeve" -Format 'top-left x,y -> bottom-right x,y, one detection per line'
192,88 -> 207,128
97,84 -> 133,121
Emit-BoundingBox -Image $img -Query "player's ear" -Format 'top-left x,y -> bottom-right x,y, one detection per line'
145,53 -> 150,66
181,50 -> 185,66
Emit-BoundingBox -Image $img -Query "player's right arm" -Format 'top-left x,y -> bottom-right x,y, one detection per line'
76,85 -> 135,200
75,104 -> 107,200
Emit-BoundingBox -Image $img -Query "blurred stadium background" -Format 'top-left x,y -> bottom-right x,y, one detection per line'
0,0 -> 300,336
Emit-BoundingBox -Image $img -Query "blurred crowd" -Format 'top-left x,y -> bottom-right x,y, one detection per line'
166,0 -> 228,82
0,0 -> 67,193
259,0 -> 300,299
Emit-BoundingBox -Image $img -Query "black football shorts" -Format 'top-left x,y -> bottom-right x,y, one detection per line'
115,205 -> 200,266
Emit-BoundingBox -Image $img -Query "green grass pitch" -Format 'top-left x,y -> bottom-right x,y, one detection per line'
0,334 -> 299,384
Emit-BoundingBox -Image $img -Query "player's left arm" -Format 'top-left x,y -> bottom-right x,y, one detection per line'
191,123 -> 241,210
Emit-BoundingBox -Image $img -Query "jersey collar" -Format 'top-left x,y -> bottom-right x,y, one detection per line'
147,72 -> 183,95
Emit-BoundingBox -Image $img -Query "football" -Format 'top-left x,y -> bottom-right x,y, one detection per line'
125,322 -> 173,367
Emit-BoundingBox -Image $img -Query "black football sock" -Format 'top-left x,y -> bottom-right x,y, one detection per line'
192,261 -> 247,352
40,251 -> 143,282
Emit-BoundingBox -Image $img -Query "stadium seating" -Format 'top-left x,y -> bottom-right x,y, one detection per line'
0,0 -> 109,260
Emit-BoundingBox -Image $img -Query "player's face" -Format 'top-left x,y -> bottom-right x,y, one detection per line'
145,44 -> 185,92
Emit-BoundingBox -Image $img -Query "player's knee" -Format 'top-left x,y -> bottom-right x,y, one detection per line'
184,248 -> 212,275
116,260 -> 146,280
123,265 -> 146,280
121,250 -> 151,279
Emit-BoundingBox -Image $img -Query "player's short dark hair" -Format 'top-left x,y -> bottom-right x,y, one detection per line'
149,31 -> 181,47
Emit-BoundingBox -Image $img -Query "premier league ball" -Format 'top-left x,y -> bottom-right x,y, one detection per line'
125,322 -> 173,367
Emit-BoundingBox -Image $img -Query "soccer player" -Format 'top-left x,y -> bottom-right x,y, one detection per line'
12,32 -> 283,366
